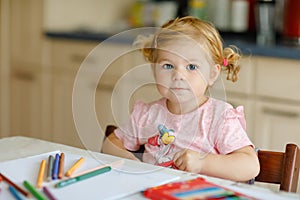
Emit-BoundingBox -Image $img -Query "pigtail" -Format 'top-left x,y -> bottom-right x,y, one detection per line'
222,45 -> 241,82
133,34 -> 156,62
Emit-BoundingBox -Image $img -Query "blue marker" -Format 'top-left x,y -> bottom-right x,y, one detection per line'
9,185 -> 23,200
52,153 -> 60,180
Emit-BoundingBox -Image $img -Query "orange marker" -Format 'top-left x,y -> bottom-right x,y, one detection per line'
65,157 -> 85,177
58,153 -> 65,179
36,159 -> 46,188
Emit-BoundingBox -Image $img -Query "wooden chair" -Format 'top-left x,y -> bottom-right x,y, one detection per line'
255,143 -> 300,193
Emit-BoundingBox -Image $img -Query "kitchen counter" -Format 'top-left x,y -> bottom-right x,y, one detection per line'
45,31 -> 300,60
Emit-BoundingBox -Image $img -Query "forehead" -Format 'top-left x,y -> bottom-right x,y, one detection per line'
156,38 -> 211,63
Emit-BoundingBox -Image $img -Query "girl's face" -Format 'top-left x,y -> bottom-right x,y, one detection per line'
153,40 -> 220,113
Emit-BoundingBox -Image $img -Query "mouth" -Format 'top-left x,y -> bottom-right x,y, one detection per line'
170,87 -> 189,92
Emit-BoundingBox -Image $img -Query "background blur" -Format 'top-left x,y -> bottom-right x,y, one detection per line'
0,0 -> 300,156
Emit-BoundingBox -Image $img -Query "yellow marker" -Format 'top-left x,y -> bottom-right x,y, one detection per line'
65,157 -> 85,177
36,159 -> 46,188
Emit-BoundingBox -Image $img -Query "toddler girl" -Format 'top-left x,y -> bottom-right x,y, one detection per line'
102,16 -> 260,182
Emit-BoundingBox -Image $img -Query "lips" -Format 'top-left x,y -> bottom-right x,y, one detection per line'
170,87 -> 190,94
170,87 -> 189,91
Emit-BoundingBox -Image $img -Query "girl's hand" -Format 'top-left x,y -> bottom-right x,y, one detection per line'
173,149 -> 207,173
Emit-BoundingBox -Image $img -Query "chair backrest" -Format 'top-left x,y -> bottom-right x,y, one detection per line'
255,143 -> 300,192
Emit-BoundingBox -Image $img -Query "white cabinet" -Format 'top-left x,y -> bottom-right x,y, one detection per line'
7,0 -> 52,141
50,39 -> 134,150
9,0 -> 44,67
255,57 -> 300,102
50,39 -> 97,148
10,66 -> 42,139
222,56 -> 300,152
253,57 -> 300,151
254,101 -> 300,151
51,70 -> 83,148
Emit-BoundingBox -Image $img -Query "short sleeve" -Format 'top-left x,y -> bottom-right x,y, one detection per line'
114,101 -> 145,151
215,106 -> 254,154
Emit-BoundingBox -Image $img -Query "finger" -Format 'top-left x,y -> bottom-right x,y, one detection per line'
173,156 -> 182,168
172,150 -> 184,161
175,160 -> 187,171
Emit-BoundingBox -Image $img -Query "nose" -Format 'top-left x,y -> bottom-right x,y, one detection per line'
172,67 -> 186,81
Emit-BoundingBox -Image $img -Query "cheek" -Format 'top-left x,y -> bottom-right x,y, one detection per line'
189,76 -> 208,93
154,71 -> 170,86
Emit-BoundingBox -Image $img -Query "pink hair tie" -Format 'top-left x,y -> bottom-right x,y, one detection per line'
223,58 -> 228,67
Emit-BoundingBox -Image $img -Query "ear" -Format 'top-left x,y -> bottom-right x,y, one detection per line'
208,64 -> 221,86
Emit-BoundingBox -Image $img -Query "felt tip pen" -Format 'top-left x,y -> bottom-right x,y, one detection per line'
55,166 -> 111,188
36,159 -> 46,188
43,186 -> 57,200
52,153 -> 60,180
9,185 -> 23,200
58,153 -> 65,179
0,173 -> 30,197
23,181 -> 48,200
47,155 -> 54,181
65,157 -> 85,177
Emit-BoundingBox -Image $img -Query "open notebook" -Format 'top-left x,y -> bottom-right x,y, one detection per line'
0,151 -> 180,199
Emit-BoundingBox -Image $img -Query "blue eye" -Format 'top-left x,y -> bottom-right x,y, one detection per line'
162,64 -> 174,70
186,64 -> 198,71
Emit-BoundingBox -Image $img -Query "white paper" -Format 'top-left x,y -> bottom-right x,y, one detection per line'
0,151 -> 180,200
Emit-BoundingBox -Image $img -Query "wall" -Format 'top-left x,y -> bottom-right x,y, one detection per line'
43,0 -> 135,32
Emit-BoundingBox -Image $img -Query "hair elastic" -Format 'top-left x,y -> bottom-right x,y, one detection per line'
223,58 -> 228,67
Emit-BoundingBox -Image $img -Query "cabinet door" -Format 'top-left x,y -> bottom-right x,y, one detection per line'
254,101 -> 300,152
50,40 -> 97,149
10,0 -> 44,66
8,0 -> 48,140
95,44 -> 137,128
255,57 -> 300,101
10,68 -> 42,138
51,71 -> 84,148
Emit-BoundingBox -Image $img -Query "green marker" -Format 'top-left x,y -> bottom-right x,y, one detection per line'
55,166 -> 111,188
23,181 -> 48,200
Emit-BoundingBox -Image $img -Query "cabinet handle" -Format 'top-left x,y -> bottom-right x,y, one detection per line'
263,107 -> 299,118
14,71 -> 34,81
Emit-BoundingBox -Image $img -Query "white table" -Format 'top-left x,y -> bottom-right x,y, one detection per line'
0,136 -> 299,200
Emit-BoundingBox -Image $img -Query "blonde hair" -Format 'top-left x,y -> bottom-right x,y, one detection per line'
134,16 -> 241,82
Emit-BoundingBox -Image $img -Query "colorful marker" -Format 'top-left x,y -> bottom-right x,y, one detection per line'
9,185 -> 24,200
0,173 -> 30,197
42,186 -> 57,200
36,159 -> 46,188
58,153 -> 65,179
71,160 -> 124,177
46,155 -> 54,181
65,157 -> 85,177
56,166 -> 111,188
52,153 -> 60,180
23,181 -> 48,200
